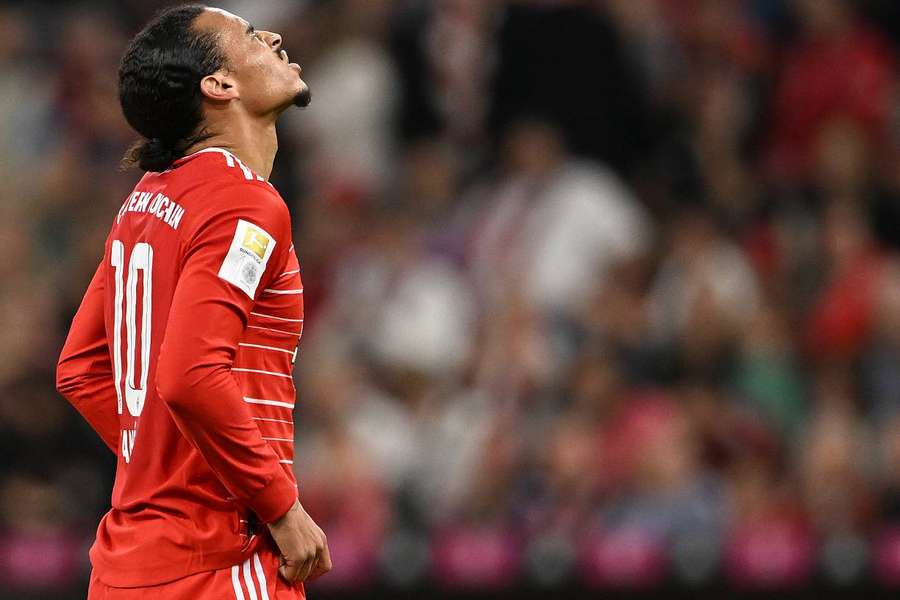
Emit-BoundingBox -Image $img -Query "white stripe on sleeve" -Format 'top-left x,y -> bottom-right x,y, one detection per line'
253,553 -> 271,600
242,559 -> 259,600
250,311 -> 304,323
231,564 -> 246,600
238,343 -> 295,354
253,416 -> 294,425
243,397 -> 295,409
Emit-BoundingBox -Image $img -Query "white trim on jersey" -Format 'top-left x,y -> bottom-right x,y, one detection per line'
250,311 -> 304,323
180,147 -> 230,160
253,553 -> 271,600
262,436 -> 294,442
242,559 -> 259,600
243,397 -> 294,409
231,564 -> 245,600
253,416 -> 294,425
233,157 -> 254,181
279,459 -> 294,464
262,288 -> 304,295
180,147 -> 266,182
238,342 -> 295,354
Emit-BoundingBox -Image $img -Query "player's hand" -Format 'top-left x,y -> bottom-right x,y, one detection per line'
267,499 -> 332,583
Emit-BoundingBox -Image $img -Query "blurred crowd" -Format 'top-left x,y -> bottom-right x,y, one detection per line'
4,0 -> 900,594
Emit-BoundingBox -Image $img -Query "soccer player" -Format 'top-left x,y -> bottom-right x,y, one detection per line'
56,5 -> 331,598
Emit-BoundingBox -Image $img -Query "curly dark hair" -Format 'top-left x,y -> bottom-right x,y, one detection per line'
118,4 -> 227,172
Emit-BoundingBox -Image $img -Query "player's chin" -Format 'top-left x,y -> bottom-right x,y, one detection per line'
292,81 -> 311,108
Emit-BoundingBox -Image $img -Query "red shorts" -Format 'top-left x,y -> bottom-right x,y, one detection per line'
88,549 -> 306,600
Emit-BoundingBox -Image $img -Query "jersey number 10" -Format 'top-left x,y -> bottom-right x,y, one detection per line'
110,240 -> 153,420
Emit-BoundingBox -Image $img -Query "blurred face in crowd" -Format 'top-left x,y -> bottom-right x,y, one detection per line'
505,120 -> 565,177
795,0 -> 852,37
194,7 -> 310,117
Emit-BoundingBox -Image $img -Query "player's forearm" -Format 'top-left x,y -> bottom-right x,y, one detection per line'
57,349 -> 119,453
156,360 -> 297,522
62,391 -> 120,453
58,261 -> 119,452
56,375 -> 119,452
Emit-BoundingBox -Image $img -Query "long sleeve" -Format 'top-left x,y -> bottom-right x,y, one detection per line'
57,260 -> 120,453
156,185 -> 297,524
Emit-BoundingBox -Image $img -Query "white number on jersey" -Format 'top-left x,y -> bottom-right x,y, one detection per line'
111,240 -> 154,462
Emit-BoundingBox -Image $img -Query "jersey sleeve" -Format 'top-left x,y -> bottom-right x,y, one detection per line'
155,183 -> 297,523
57,259 -> 120,453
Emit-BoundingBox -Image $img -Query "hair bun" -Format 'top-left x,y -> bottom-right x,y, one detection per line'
124,137 -> 183,172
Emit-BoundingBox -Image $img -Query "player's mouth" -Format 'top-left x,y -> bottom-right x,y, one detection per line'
279,49 -> 302,73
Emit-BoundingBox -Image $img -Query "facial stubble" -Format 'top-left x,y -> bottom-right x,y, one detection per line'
293,81 -> 311,108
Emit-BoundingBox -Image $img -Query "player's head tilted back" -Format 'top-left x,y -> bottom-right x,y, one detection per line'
118,4 -> 310,172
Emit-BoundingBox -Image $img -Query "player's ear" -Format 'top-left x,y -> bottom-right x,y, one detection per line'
200,71 -> 239,102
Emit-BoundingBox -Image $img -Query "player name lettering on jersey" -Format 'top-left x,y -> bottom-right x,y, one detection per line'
121,427 -> 137,464
117,190 -> 186,230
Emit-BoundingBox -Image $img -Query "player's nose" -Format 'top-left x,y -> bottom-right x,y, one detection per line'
260,30 -> 282,51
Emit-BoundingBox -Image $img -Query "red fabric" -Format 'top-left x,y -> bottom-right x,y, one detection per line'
57,150 -> 304,587
806,252 -> 883,361
87,546 -> 305,599
766,25 -> 895,181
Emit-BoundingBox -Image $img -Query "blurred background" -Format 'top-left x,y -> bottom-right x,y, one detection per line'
4,0 -> 900,597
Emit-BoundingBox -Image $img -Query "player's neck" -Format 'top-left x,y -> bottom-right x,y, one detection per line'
188,117 -> 278,180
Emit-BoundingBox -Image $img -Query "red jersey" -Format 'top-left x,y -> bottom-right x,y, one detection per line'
57,148 -> 304,589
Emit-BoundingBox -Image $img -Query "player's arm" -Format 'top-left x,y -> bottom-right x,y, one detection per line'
56,259 -> 120,453
155,185 -> 299,524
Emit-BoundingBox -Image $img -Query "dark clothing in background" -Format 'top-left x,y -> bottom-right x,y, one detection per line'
489,3 -> 651,176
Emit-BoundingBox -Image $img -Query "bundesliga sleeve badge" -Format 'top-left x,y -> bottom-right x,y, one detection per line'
218,218 -> 276,298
